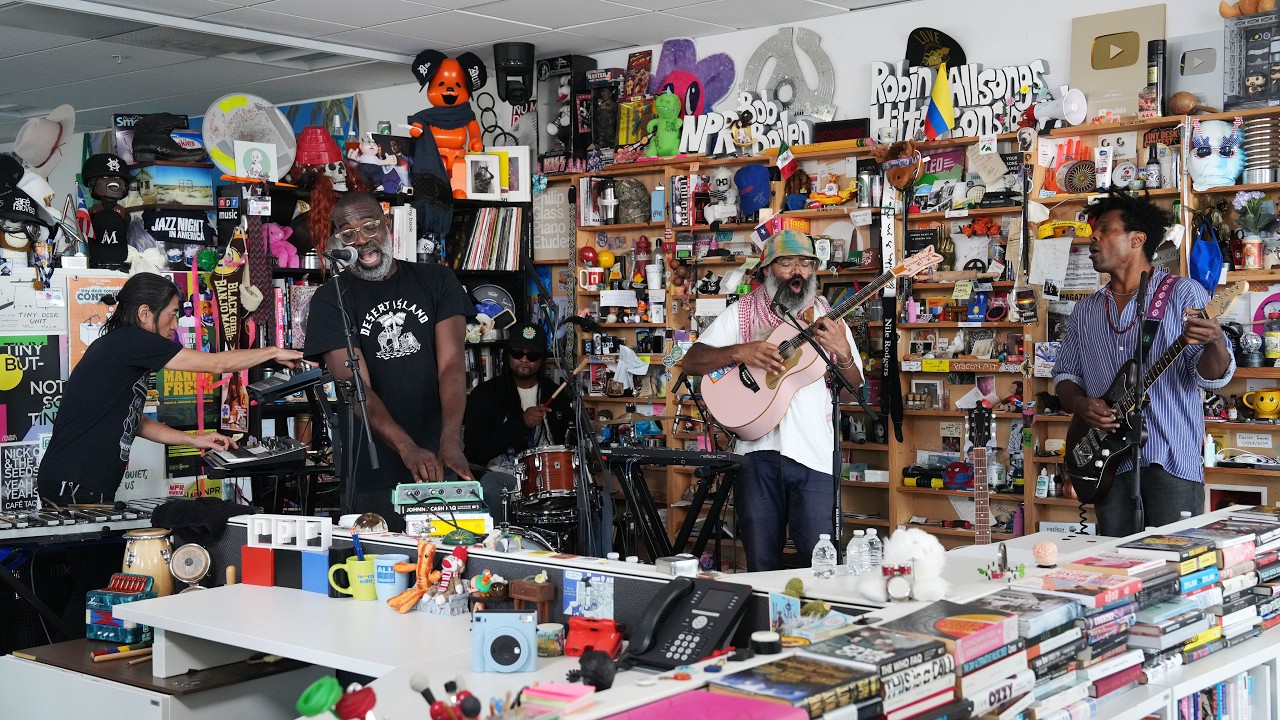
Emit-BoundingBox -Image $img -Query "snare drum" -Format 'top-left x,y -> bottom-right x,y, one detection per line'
511,496 -> 578,527
516,446 -> 577,500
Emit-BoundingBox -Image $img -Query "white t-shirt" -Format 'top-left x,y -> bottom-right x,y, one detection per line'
695,302 -> 863,474
517,384 -> 539,410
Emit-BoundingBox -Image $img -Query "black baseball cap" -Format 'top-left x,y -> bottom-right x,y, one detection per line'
82,153 -> 133,183
508,322 -> 547,353
0,186 -> 59,235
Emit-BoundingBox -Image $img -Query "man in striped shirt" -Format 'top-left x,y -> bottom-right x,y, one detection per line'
1052,192 -> 1233,537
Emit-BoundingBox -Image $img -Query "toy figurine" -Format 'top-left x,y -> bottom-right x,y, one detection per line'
348,134 -> 402,194
872,139 -> 925,192
1187,117 -> 1245,191
703,166 -> 740,225
645,92 -> 683,158
386,539 -> 440,613
82,153 -> 133,270
730,110 -> 755,156
412,48 -> 486,204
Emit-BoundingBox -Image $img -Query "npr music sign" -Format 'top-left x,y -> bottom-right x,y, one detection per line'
871,59 -> 1049,140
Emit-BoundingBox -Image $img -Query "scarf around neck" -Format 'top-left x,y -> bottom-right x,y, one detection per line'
736,284 -> 830,342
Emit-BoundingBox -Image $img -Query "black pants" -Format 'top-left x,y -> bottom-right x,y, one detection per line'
1095,463 -> 1204,538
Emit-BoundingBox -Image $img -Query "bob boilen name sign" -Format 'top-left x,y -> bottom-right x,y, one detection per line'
678,91 -> 814,156
872,59 -> 1049,141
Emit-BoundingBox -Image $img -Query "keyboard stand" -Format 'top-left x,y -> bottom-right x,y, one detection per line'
672,464 -> 739,566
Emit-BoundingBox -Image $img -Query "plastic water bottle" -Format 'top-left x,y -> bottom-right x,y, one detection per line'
846,530 -> 867,576
866,529 -> 883,574
812,534 -> 838,579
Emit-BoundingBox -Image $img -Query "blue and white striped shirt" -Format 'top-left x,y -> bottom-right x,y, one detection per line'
1052,270 -> 1235,483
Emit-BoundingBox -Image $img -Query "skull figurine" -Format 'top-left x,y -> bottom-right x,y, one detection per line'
323,160 -> 348,192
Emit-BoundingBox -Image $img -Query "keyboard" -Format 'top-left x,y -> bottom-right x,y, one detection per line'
247,367 -> 326,402
600,447 -> 746,468
0,497 -> 170,541
204,436 -> 307,471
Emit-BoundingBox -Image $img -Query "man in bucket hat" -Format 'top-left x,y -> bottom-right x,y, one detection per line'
681,229 -> 864,571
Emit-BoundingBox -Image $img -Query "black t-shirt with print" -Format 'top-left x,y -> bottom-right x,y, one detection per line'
305,262 -> 472,490
38,326 -> 182,498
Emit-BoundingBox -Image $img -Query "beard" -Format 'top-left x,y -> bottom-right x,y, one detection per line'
764,272 -> 818,315
332,235 -> 394,281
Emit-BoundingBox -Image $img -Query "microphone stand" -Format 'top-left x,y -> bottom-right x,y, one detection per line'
772,297 -> 860,553
328,259 -> 379,516
1126,270 -> 1151,531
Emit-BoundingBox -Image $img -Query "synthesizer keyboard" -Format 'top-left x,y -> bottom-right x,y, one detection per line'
204,436 -> 307,472
600,447 -> 745,468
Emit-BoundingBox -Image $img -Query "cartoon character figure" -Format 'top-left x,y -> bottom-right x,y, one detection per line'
647,38 -> 735,117
348,135 -> 401,194
1187,117 -> 1245,191
408,50 -> 487,200
1247,73 -> 1267,97
645,92 -> 683,158
872,140 -> 925,192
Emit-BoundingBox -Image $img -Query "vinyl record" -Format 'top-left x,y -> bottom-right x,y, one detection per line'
202,93 -> 297,181
472,284 -> 517,315
905,27 -> 967,70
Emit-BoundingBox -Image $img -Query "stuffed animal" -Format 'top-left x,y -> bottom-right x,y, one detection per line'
386,539 -> 441,613
872,140 -> 925,192
702,166 -> 740,224
1221,0 -> 1277,18
347,135 -> 401,194
546,105 -> 572,151
408,50 -> 487,201
857,527 -> 948,602
645,92 -> 683,158
263,223 -> 299,268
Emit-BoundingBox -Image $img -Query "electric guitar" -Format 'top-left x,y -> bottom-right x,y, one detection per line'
701,246 -> 944,440
967,405 -> 995,545
1065,281 -> 1246,504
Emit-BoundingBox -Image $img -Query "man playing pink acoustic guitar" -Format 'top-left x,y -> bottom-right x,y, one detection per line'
682,231 -> 864,571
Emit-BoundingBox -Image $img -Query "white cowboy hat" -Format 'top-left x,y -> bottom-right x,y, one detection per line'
14,104 -> 75,177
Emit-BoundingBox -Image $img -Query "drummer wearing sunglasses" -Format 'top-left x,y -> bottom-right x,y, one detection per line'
463,322 -> 571,523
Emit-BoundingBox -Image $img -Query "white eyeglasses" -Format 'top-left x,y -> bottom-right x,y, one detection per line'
774,257 -> 817,269
332,219 -> 383,245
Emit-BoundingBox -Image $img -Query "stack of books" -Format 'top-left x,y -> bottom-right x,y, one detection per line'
800,626 -> 950,720
968,589 -> 1079,720
878,599 -> 1024,720
705,654 -> 881,719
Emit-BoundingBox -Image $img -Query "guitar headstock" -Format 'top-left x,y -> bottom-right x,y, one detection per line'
967,405 -> 994,448
1206,281 -> 1248,320
893,245 -> 944,279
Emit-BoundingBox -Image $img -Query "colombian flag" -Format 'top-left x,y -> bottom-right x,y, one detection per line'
924,63 -> 955,141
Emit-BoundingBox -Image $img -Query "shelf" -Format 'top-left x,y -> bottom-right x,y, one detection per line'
1230,367 -> 1280,378
911,281 -> 1015,291
1044,115 -> 1183,138
126,203 -> 215,214
843,517 -> 891,527
596,322 -> 667,328
532,258 -> 568,266
909,206 -> 1022,221
271,267 -> 324,279
582,396 -> 667,404
671,223 -> 757,231
1037,187 -> 1181,204
905,524 -> 1015,540
1026,456 -> 1064,465
1226,269 -> 1280,282
904,409 -> 1025,419
779,207 -> 881,219
818,267 -> 880,276
1033,414 -> 1073,423
842,442 -> 889,452
1207,419 -> 1280,430
899,487 -> 984,499
899,321 -> 1025,329
577,221 -> 666,232
1033,496 -> 1085,506
452,268 -> 520,275
1193,181 -> 1280,195
1206,466 -> 1280,478
842,480 -> 890,488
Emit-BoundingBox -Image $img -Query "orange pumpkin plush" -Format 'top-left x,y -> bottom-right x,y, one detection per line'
408,50 -> 487,200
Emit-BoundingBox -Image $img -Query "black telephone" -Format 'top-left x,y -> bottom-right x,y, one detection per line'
626,576 -> 751,670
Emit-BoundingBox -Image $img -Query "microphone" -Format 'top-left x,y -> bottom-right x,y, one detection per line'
325,247 -> 357,263
560,315 -> 604,333
769,283 -> 789,317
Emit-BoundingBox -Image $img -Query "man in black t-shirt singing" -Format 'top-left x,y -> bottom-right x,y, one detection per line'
305,192 -> 473,529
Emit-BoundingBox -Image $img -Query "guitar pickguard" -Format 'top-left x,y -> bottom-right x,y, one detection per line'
766,350 -> 803,390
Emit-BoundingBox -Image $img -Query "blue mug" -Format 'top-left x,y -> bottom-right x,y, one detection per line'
373,553 -> 410,603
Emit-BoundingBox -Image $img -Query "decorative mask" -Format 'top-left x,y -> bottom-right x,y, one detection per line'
1188,117 -> 1245,192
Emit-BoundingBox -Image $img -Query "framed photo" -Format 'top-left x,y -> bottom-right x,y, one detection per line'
464,153 -> 502,201
1205,484 -> 1267,513
911,379 -> 942,409
490,145 -> 532,202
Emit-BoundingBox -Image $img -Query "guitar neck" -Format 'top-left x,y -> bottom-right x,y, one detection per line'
1119,336 -> 1190,411
974,447 -> 990,545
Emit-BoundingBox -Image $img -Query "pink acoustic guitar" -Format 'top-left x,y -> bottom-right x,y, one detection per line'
701,246 -> 944,440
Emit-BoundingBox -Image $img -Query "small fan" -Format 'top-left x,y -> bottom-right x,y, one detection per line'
170,543 -> 212,593
1056,160 -> 1097,195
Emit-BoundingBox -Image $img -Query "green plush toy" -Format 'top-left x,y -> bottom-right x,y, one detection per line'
645,91 -> 683,158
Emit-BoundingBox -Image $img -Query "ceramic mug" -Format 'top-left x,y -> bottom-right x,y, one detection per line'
329,556 -> 378,601
536,622 -> 565,657
578,267 -> 604,290
374,553 -> 410,603
1244,389 -> 1280,420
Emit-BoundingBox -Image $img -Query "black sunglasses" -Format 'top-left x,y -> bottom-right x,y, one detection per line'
509,349 -> 544,361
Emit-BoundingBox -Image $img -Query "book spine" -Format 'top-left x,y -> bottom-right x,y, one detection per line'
882,655 -> 956,697
1183,637 -> 1230,665
1251,582 -> 1280,597
1076,604 -> 1136,629
970,668 -> 1036,717
1030,637 -> 1087,675
1028,627 -> 1083,660
1218,605 -> 1259,629
961,653 -> 1028,696
1077,634 -> 1128,663
1029,682 -> 1090,717
880,644 -> 949,677
1087,664 -> 1141,698
1183,625 -> 1224,652
273,288 -> 286,348
1261,562 -> 1280,583
1085,619 -> 1133,646
1218,542 -> 1256,569
1217,560 -> 1257,583
1219,571 -> 1260,597
885,675 -> 955,711
1077,649 -> 1142,681
1259,596 -> 1280,617
1135,583 -> 1177,607
1034,697 -> 1098,720
1185,586 -> 1225,611
958,619 -> 1018,664
961,638 -> 1026,676
1180,567 -> 1221,594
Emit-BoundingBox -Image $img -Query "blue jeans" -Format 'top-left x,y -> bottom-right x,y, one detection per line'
1095,463 -> 1204,538
737,450 -> 836,572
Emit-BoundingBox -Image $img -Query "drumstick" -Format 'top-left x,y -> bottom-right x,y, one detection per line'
127,655 -> 154,667
540,359 -> 590,409
93,648 -> 152,663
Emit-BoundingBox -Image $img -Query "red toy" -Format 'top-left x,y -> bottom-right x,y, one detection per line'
408,50 -> 487,200
565,616 -> 623,658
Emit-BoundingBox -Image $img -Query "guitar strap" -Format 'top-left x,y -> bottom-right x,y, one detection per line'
1137,274 -> 1180,364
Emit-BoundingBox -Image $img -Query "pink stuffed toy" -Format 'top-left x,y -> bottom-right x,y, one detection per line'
263,222 -> 299,268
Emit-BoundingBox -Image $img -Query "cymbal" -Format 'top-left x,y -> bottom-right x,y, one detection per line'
601,412 -> 670,425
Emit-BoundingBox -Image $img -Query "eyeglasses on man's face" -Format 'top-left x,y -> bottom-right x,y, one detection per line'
332,218 -> 383,245
774,257 -> 817,270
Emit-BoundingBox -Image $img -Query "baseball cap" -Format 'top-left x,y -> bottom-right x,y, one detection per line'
759,229 -> 818,267
507,322 -> 547,353
735,164 -> 772,216
82,153 -> 133,183
0,185 -> 59,236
